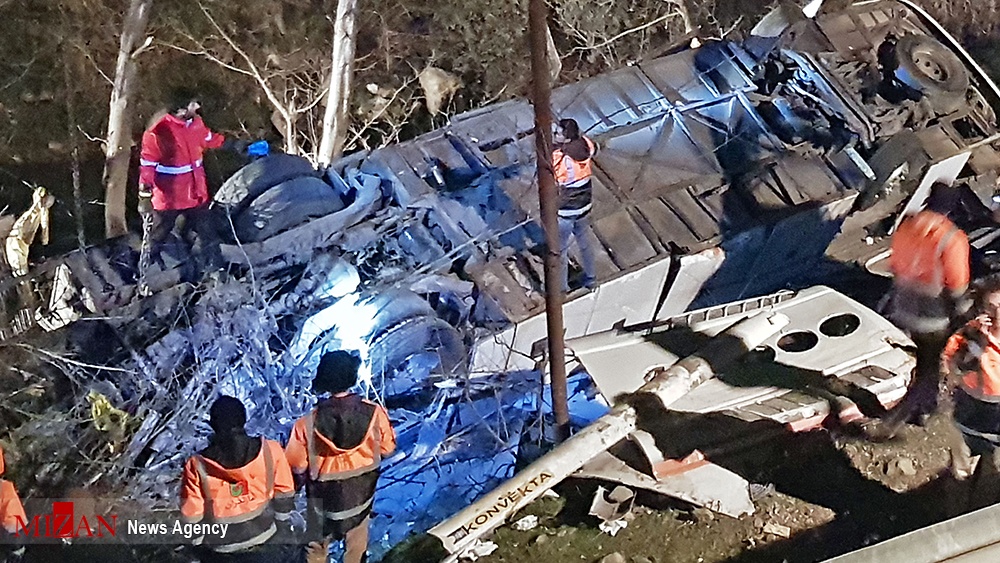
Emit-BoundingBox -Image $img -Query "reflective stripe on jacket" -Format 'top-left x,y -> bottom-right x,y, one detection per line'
285,397 -> 395,536
554,136 -> 596,218
888,210 -> 969,333
944,322 -> 1000,403
553,136 -> 595,188
179,438 -> 295,553
140,114 -> 225,211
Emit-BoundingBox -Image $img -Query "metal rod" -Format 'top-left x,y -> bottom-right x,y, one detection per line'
528,0 -> 570,441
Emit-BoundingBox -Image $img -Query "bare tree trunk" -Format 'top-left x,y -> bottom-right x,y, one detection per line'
316,0 -> 360,168
671,0 -> 696,34
103,0 -> 153,239
62,40 -> 86,251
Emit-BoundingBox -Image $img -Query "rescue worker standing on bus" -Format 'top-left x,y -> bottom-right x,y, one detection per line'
870,183 -> 971,440
553,118 -> 598,292
179,396 -> 297,562
139,89 -> 237,282
285,351 -> 396,563
942,275 -> 1000,510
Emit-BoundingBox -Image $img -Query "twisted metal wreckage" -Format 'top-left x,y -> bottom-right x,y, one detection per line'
4,0 -> 1000,559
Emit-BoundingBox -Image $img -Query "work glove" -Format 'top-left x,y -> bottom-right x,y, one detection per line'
138,187 -> 154,216
246,140 -> 270,158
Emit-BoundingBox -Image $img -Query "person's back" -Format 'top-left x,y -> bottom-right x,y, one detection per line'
179,396 -> 296,562
286,351 -> 396,563
888,185 -> 970,335
891,210 -> 968,298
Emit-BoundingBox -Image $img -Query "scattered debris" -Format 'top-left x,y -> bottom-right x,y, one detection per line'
762,522 -> 791,538
887,457 -> 918,477
458,539 -> 499,561
589,485 -> 636,525
749,482 -> 776,501
512,514 -> 539,531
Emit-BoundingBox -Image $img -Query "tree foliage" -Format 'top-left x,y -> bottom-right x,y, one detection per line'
0,0 -> 998,171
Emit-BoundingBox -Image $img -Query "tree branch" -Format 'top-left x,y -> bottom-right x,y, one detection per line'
567,11 -> 680,55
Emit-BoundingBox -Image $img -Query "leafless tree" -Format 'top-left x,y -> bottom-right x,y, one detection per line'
317,0 -> 361,167
103,0 -> 153,240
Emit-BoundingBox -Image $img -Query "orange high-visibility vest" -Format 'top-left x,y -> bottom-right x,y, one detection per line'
888,210 -> 969,333
552,136 -> 596,188
285,397 -> 395,536
890,210 -> 969,295
944,322 -> 1000,402
180,438 -> 295,553
0,446 -> 25,535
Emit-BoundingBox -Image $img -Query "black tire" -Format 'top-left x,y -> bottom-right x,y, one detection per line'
214,153 -> 318,213
367,315 -> 466,397
233,176 -> 345,242
893,34 -> 969,114
364,290 -> 439,336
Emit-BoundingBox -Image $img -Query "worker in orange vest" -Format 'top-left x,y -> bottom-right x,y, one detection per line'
285,351 -> 396,563
0,444 -> 26,539
942,275 -> 1000,510
179,396 -> 297,562
552,118 -> 598,292
870,183 -> 971,439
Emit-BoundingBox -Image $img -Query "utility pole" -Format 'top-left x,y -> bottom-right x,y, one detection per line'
528,0 -> 570,441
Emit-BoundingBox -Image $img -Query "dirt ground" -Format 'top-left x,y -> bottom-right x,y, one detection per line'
476,412 -> 965,563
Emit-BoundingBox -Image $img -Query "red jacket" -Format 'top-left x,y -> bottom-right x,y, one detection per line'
140,114 -> 226,211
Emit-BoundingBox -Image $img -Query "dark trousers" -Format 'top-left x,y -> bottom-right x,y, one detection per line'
882,330 -> 952,430
149,204 -> 223,279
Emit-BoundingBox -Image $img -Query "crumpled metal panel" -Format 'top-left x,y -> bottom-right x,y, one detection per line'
449,99 -> 537,151
552,66 -> 672,138
594,113 -> 724,200
639,44 -> 755,108
576,451 -> 755,518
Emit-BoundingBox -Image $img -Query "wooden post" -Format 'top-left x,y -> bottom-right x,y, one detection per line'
528,0 -> 571,442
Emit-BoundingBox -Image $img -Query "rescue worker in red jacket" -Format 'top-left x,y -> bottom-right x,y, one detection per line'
180,396 -> 297,562
942,275 -> 1000,510
285,351 -> 396,563
139,89 -> 235,282
0,444 -> 26,538
870,183 -> 971,439
552,118 -> 598,292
